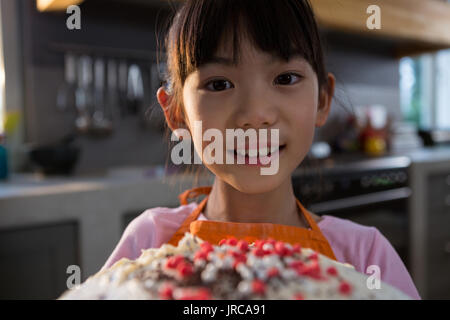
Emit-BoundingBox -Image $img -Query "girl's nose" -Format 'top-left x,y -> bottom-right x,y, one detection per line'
234,91 -> 279,129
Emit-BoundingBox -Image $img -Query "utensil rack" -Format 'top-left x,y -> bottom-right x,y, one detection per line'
49,42 -> 166,64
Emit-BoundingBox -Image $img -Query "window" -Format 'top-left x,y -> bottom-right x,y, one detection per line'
400,49 -> 450,130
435,50 -> 450,129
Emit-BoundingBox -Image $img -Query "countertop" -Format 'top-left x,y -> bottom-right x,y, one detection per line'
2,145 -> 450,200
0,165 -> 213,278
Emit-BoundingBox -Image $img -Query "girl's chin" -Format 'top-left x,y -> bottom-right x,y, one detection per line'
220,169 -> 288,195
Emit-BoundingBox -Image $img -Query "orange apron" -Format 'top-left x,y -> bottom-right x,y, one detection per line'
168,186 -> 337,261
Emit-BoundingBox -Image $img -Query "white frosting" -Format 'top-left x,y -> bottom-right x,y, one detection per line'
59,232 -> 411,300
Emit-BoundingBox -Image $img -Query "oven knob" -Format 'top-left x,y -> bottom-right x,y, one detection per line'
388,172 -> 397,183
444,241 -> 450,254
397,172 -> 407,183
445,194 -> 450,207
372,175 -> 380,186
361,176 -> 371,188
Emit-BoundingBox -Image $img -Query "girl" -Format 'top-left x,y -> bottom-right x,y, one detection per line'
103,0 -> 420,300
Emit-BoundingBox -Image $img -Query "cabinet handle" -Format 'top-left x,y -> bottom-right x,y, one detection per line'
445,241 -> 450,254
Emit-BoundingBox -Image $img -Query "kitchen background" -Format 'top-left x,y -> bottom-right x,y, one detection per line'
0,0 -> 450,299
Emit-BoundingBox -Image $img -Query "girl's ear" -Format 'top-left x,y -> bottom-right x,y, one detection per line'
157,86 -> 187,138
315,73 -> 335,127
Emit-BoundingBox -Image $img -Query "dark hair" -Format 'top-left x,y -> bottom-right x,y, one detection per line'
157,0 -> 333,192
159,0 -> 329,127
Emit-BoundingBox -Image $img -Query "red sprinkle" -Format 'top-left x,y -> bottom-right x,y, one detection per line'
176,287 -> 212,300
228,250 -> 247,262
219,239 -> 227,246
292,244 -> 302,254
251,279 -> 266,295
326,266 -> 338,276
339,281 -> 352,295
266,238 -> 277,246
274,241 -> 285,252
165,255 -> 185,269
176,262 -> 193,278
297,260 -> 323,280
267,267 -> 280,278
293,293 -> 305,300
226,237 -> 238,246
200,242 -> 213,253
252,248 -> 266,257
237,240 -> 249,252
194,250 -> 208,261
274,241 -> 292,256
158,283 -> 174,300
255,240 -> 266,249
309,252 -> 319,260
288,260 -> 305,269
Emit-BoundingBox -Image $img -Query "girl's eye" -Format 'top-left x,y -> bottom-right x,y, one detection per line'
205,79 -> 234,91
275,73 -> 303,85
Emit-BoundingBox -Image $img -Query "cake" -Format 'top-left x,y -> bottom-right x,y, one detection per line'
59,233 -> 411,300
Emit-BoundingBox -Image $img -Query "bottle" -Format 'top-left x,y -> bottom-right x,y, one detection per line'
359,105 -> 388,156
0,133 -> 9,180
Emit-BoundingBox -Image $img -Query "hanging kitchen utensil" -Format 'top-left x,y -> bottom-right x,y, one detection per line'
126,64 -> 144,116
118,60 -> 129,118
106,59 -> 120,124
91,57 -> 113,136
75,55 -> 94,133
137,65 -> 152,129
56,52 -> 77,112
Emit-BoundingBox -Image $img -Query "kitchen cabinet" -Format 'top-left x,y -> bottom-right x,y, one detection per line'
425,172 -> 450,299
0,169 -> 214,299
0,221 -> 79,299
89,0 -> 450,57
310,0 -> 450,57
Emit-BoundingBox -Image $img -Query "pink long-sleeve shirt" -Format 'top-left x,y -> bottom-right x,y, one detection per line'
102,202 -> 421,300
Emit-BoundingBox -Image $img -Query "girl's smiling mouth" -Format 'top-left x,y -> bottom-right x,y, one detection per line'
226,144 -> 287,166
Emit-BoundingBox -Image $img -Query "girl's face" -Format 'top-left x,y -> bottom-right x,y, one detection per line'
163,39 -> 333,194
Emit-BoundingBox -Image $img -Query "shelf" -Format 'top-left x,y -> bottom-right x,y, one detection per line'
48,42 -> 166,62
310,0 -> 450,56
37,0 -> 84,12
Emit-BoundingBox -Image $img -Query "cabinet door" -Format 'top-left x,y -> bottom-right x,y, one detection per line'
426,234 -> 450,299
0,221 -> 79,299
426,171 -> 450,299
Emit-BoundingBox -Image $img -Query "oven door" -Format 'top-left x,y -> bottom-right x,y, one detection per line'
308,187 -> 412,269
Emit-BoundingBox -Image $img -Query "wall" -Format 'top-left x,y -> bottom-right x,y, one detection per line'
316,30 -> 402,142
20,0 -> 173,175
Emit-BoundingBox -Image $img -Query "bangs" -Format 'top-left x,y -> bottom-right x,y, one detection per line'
166,0 -> 326,88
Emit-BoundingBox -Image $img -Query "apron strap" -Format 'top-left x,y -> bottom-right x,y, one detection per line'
168,195 -> 209,246
296,198 -> 321,233
179,186 -> 213,205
